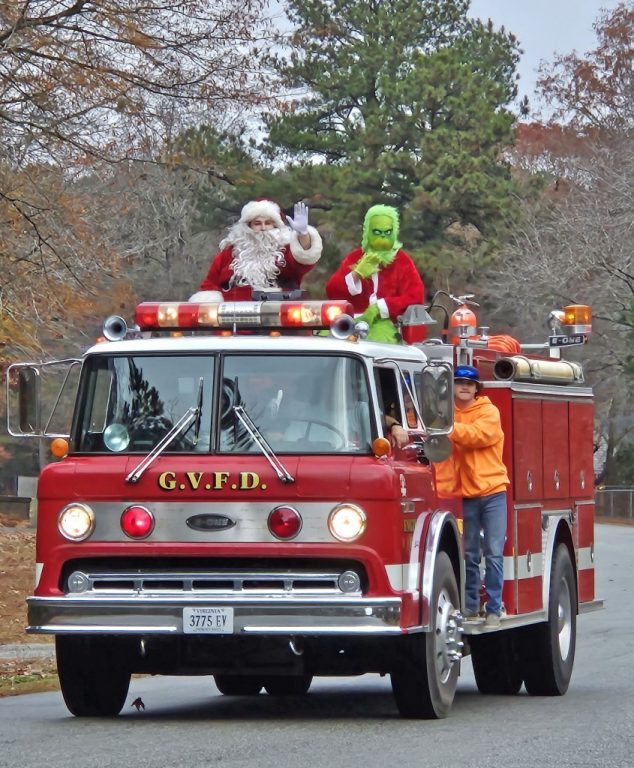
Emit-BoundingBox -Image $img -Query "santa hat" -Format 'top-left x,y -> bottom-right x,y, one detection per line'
239,199 -> 287,229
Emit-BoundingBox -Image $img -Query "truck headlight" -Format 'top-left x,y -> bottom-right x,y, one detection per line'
58,503 -> 95,541
328,504 -> 366,542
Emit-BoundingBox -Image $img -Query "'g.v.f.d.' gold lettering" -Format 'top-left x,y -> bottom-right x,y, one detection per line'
157,470 -> 262,492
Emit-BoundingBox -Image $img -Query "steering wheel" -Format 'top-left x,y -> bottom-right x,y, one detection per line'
288,418 -> 346,450
128,415 -> 174,449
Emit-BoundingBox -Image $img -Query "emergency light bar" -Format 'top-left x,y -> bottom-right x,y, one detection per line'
135,300 -> 353,332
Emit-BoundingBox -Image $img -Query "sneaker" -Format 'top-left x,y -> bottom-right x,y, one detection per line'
485,612 -> 501,628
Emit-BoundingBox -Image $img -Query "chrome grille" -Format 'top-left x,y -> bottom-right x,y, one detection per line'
66,569 -> 361,596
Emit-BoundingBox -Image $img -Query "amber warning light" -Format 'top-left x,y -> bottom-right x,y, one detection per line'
135,300 -> 353,332
549,304 -> 592,347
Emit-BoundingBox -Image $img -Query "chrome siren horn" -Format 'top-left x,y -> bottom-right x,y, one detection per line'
330,313 -> 356,339
103,315 -> 128,341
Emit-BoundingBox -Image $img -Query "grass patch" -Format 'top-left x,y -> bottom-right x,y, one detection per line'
0,667 -> 59,697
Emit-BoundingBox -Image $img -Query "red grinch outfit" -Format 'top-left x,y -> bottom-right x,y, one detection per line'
195,200 -> 322,302
326,247 -> 424,320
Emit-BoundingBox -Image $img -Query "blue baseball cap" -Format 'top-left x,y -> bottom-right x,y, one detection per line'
454,365 -> 480,384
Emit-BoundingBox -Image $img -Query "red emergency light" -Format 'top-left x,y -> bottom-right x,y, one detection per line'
135,300 -> 353,332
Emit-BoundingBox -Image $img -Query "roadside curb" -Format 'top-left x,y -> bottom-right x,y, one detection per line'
0,644 -> 55,662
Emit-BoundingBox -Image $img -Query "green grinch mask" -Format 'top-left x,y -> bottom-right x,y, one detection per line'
367,214 -> 395,252
360,205 -> 402,265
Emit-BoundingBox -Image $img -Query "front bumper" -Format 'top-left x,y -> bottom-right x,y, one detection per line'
27,595 -> 403,636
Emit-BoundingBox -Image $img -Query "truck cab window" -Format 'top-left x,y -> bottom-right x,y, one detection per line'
375,367 -> 404,429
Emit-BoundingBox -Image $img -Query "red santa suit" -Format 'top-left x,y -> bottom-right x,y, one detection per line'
326,247 -> 424,320
197,200 -> 322,302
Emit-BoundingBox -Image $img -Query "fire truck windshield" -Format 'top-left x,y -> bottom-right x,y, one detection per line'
220,354 -> 372,454
75,353 -> 373,455
76,355 -> 214,454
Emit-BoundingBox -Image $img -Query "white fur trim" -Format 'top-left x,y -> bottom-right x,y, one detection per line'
345,271 -> 363,296
189,290 -> 223,303
240,200 -> 286,229
377,298 -> 390,318
289,226 -> 322,265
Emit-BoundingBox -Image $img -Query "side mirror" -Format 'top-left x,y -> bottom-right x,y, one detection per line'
418,363 -> 453,434
17,366 -> 41,434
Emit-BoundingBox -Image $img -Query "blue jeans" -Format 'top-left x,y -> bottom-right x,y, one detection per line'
463,491 -> 507,615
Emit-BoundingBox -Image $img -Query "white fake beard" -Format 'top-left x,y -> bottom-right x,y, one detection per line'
222,222 -> 290,289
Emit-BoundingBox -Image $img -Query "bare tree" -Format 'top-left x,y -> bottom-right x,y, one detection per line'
491,3 -> 634,483
492,133 -> 633,481
0,1 -> 271,356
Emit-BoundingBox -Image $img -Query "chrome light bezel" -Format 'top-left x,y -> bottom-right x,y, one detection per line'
58,503 -> 95,542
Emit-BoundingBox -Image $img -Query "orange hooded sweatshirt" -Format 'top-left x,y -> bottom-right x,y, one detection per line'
435,395 -> 509,499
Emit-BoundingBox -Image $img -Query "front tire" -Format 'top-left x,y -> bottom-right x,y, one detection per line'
56,636 -> 131,717
520,543 -> 577,695
391,552 -> 462,719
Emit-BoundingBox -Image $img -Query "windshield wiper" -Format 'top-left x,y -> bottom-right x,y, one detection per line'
233,404 -> 295,484
125,390 -> 203,484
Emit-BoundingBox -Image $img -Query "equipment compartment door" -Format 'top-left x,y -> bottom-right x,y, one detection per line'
512,399 -> 543,501
542,400 -> 570,499
569,401 -> 594,500
514,504 -> 544,615
575,500 -> 595,603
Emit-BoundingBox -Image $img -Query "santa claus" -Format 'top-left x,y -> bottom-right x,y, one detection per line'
326,204 -> 424,343
191,199 -> 322,302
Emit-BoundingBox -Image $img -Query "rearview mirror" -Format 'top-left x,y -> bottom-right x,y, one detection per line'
18,367 -> 40,434
418,363 -> 453,434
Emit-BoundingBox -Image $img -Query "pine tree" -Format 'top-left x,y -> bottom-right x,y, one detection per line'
265,0 -> 521,276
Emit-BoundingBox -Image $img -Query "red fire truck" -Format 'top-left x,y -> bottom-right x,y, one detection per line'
6,296 -> 601,719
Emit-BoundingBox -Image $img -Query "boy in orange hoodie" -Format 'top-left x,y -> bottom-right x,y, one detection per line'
450,365 -> 509,627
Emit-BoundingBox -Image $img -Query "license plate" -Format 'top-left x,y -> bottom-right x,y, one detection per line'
183,607 -> 234,634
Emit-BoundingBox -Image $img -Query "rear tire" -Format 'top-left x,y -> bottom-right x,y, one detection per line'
263,674 -> 313,696
520,543 -> 577,696
214,674 -> 263,695
56,636 -> 131,717
470,632 -> 523,695
391,552 -> 462,719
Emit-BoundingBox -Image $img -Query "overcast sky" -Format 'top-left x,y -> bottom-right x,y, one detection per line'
268,1 -> 622,112
468,0 -> 622,105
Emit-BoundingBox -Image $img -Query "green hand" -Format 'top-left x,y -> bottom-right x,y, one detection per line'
359,303 -> 380,324
353,252 -> 381,279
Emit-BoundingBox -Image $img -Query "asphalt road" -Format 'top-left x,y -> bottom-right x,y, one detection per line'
1,523 -> 632,768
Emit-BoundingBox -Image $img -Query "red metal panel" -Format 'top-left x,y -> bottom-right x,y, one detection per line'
517,576 -> 543,614
578,569 -> 595,604
576,501 -> 595,602
515,505 -> 543,614
512,399 -> 543,501
569,402 -> 595,499
502,580 -> 516,615
542,401 -> 570,499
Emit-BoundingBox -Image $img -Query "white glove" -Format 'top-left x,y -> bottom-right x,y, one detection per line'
189,290 -> 223,303
286,201 -> 309,235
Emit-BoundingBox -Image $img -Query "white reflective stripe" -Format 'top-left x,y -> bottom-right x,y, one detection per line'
577,546 -> 594,570
35,562 -> 43,589
386,563 -> 407,591
389,553 -> 545,593
407,514 -> 427,591
516,552 -> 544,580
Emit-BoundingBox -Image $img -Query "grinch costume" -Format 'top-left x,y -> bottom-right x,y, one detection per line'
194,199 -> 322,302
326,205 -> 424,342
